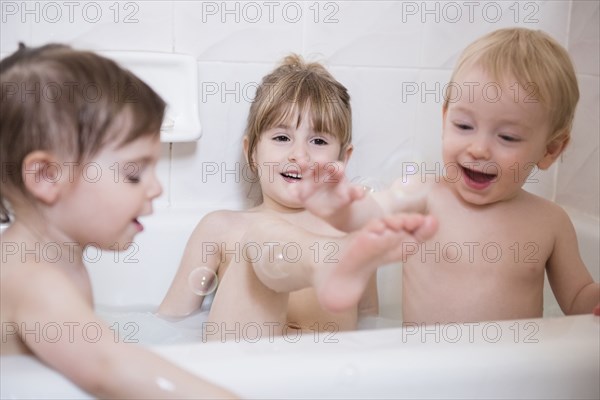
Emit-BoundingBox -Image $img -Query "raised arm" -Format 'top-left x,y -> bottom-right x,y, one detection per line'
13,267 -> 236,399
546,208 -> 600,315
157,212 -> 223,318
294,161 -> 429,232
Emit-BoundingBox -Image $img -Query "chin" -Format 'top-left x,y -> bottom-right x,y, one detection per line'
92,233 -> 137,251
455,189 -> 495,207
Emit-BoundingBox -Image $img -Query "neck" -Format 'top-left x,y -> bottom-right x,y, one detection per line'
258,198 -> 305,215
4,214 -> 86,266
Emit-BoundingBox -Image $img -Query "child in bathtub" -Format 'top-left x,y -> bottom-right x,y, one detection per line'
158,54 -> 437,339
0,44 -> 237,398
293,28 -> 600,323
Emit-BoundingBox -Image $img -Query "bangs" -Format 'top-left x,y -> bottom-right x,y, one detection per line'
258,73 -> 350,145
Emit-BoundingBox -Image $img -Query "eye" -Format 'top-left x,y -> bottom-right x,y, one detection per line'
123,161 -> 149,184
272,135 -> 289,142
499,134 -> 521,143
454,122 -> 473,130
123,162 -> 142,183
311,137 -> 329,145
126,175 -> 141,184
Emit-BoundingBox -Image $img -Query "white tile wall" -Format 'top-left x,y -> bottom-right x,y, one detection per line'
28,1 -> 174,51
1,0 -> 598,219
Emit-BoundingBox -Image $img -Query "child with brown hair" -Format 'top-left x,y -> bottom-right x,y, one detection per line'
158,54 -> 437,339
0,43 -> 236,398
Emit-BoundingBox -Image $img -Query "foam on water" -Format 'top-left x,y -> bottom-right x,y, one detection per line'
95,293 -> 214,345
95,293 -> 406,345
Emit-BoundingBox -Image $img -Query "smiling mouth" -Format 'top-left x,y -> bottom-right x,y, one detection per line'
461,166 -> 497,183
281,172 -> 302,181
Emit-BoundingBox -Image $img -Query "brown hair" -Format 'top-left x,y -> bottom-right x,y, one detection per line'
0,43 -> 166,222
244,54 -> 352,169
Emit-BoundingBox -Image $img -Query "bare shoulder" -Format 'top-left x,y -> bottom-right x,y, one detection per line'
199,209 -> 263,228
2,258 -> 91,326
520,191 -> 571,222
188,208 -> 264,242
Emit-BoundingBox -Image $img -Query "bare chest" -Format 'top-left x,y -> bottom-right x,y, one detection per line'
407,194 -> 554,274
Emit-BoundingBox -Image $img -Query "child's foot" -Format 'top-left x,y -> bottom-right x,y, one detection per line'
316,213 -> 437,313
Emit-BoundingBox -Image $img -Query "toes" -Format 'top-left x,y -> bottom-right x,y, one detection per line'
414,215 -> 438,241
384,213 -> 424,232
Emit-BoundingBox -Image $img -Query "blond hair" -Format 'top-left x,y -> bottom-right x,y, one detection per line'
444,28 -> 579,142
244,54 -> 351,169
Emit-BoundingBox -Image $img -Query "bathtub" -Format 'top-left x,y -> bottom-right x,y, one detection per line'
1,207 -> 599,399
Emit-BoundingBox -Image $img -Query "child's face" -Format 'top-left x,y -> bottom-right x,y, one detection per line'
57,134 -> 163,249
442,66 -> 556,206
251,110 -> 350,211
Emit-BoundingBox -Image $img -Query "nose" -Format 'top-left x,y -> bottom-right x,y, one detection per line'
147,170 -> 163,200
288,141 -> 310,166
467,134 -> 491,160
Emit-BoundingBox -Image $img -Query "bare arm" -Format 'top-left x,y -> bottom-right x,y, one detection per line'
157,212 -> 224,318
546,209 -> 600,315
295,161 -> 429,232
14,268 -> 237,399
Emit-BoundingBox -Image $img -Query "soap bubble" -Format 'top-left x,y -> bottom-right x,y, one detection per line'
351,176 -> 384,193
188,267 -> 218,296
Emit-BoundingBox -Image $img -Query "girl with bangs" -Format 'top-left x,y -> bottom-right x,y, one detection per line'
158,55 -> 436,341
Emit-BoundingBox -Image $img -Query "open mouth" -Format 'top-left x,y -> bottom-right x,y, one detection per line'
133,218 -> 144,232
281,172 -> 302,182
461,166 -> 497,186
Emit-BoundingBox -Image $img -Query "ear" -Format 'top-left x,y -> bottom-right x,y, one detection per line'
22,151 -> 63,205
340,144 -> 354,165
537,134 -> 570,170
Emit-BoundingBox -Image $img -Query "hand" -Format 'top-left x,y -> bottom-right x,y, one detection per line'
292,161 -> 366,220
593,304 -> 600,316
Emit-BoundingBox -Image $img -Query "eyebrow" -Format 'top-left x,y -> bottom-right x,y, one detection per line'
449,105 -> 529,126
124,155 -> 157,165
448,105 -> 473,115
271,124 -> 292,130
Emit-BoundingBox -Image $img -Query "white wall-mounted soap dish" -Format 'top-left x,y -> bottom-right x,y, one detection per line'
99,51 -> 201,143
1,50 -> 202,143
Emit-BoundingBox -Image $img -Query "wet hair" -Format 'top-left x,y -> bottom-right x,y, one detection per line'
444,28 -> 579,143
0,43 -> 166,222
244,54 -> 352,170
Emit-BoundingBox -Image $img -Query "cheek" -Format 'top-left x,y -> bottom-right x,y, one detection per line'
441,135 -> 458,156
315,145 -> 343,161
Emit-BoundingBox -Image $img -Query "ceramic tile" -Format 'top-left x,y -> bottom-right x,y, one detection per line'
421,0 -> 571,69
332,66 -> 421,187
305,1 -> 425,67
569,0 -> 600,76
29,1 -> 173,51
170,61 -> 273,209
556,75 -> 600,216
413,69 -> 451,166
0,8 -> 31,53
173,1 -> 303,62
